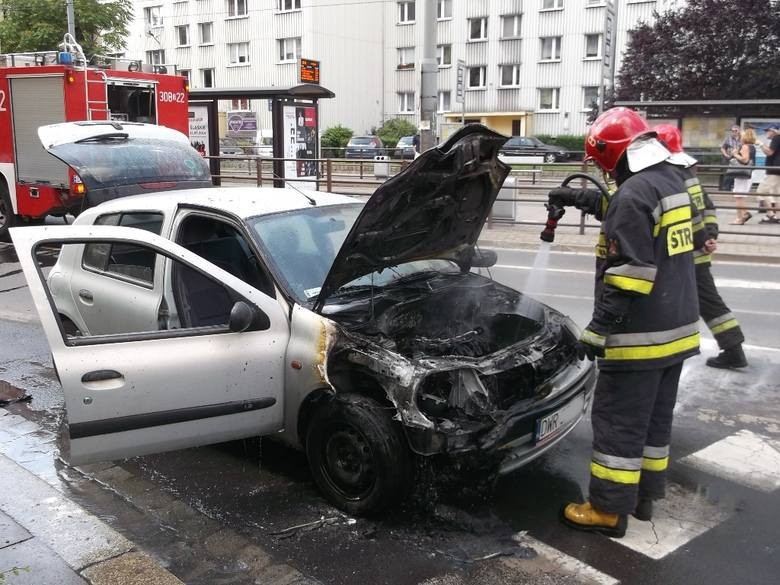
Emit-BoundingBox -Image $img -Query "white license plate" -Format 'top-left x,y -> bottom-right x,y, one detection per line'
534,394 -> 585,444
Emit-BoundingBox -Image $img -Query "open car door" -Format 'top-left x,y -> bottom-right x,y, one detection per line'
11,225 -> 289,465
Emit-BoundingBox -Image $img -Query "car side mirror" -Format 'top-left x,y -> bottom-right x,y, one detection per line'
229,301 -> 270,333
469,248 -> 498,268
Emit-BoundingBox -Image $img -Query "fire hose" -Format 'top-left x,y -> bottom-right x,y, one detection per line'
540,173 -> 609,243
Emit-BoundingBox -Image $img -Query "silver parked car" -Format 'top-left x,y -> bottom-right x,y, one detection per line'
14,122 -> 595,514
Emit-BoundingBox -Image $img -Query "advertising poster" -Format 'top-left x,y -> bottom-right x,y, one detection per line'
226,110 -> 258,137
283,105 -> 318,185
188,104 -> 210,157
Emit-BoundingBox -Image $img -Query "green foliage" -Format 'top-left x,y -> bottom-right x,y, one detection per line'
0,566 -> 30,583
617,0 -> 780,100
320,124 -> 353,148
376,118 -> 417,148
535,134 -> 587,152
0,0 -> 133,55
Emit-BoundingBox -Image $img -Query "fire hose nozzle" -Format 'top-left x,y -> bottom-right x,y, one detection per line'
540,203 -> 565,243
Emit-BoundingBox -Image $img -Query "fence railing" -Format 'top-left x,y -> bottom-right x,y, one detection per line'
206,155 -> 780,240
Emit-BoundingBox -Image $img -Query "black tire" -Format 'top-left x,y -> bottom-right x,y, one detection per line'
305,393 -> 413,516
0,181 -> 16,242
544,153 -> 557,164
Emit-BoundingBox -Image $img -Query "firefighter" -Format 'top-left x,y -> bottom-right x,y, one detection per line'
546,108 -> 700,537
654,124 -> 748,369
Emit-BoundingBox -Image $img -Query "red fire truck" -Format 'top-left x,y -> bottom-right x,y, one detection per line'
0,36 -> 190,239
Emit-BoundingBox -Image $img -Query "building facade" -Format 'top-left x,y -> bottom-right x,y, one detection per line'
123,0 -> 684,138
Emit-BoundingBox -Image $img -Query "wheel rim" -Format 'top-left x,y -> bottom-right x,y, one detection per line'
319,422 -> 376,501
545,153 -> 556,163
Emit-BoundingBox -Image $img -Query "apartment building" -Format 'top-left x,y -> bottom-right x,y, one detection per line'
123,0 -> 684,137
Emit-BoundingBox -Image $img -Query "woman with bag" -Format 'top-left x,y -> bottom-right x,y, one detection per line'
730,128 -> 757,224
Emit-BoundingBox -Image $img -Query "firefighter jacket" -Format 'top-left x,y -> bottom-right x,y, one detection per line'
586,163 -> 701,371
671,165 -> 719,265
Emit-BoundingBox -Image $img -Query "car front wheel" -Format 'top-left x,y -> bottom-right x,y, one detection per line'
305,393 -> 413,515
544,153 -> 557,164
0,182 -> 17,242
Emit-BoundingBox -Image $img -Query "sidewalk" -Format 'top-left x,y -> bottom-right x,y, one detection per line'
0,408 -> 183,585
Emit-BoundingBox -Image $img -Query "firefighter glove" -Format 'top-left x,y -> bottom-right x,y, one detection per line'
577,326 -> 607,361
547,187 -> 603,214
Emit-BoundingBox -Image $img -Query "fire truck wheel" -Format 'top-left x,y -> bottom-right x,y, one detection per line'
0,182 -> 17,242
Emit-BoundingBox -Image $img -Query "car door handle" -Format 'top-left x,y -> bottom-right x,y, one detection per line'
78,289 -> 94,303
81,370 -> 123,384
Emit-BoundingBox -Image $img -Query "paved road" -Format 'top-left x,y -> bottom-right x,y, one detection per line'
1,242 -> 779,585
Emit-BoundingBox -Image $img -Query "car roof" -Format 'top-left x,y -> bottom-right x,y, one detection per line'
76,187 -> 360,222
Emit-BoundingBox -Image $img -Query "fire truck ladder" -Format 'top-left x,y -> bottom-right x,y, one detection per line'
87,70 -> 109,120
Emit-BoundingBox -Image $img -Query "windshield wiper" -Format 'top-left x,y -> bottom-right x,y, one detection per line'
75,132 -> 129,143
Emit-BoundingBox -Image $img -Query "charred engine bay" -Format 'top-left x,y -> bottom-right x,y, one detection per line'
328,272 -> 545,360
325,272 -> 578,442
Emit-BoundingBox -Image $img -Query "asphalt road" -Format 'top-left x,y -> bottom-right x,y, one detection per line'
1,242 -> 779,585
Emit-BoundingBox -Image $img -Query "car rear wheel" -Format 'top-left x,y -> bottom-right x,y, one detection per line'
544,153 -> 557,164
0,181 -> 17,242
305,393 -> 413,515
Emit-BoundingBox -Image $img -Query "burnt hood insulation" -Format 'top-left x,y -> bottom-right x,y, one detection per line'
314,124 -> 510,312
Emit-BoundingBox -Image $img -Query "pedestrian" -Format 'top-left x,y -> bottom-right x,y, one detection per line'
720,125 -> 741,191
728,128 -> 756,224
412,133 -> 421,158
546,108 -> 700,538
756,125 -> 780,223
655,124 -> 748,369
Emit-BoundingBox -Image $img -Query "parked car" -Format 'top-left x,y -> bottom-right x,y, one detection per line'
219,139 -> 245,157
498,136 -> 570,163
13,122 -> 595,515
344,135 -> 383,159
394,135 -> 415,159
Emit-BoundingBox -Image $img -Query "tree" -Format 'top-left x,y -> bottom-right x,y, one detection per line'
0,0 -> 133,56
375,118 -> 417,148
616,0 -> 780,101
320,124 -> 353,148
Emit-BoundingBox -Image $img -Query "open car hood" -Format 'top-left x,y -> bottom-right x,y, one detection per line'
314,124 -> 509,312
37,121 -> 212,208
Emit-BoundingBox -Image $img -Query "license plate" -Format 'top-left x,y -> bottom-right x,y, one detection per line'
534,394 -> 585,444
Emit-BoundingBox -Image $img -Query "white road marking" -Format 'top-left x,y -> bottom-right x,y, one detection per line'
681,429 -> 780,493
512,532 -> 619,585
612,483 -> 729,560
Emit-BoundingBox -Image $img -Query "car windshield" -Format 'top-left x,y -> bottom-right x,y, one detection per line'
248,204 -> 459,305
47,137 -> 210,190
350,137 -> 375,145
398,136 -> 413,146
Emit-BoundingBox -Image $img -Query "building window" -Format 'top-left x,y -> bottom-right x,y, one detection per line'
144,6 -> 163,27
201,68 -> 214,87
398,2 -> 415,23
501,14 -> 522,39
277,0 -> 301,11
228,42 -> 250,65
278,37 -> 301,62
500,64 -> 521,87
226,0 -> 247,18
232,98 -> 250,110
146,50 -> 165,65
586,0 -> 605,4
467,66 -> 486,89
538,88 -> 560,110
468,17 -> 488,41
180,69 -> 190,82
540,36 -> 562,61
437,44 -> 451,67
398,92 -> 415,113
397,46 -> 415,69
542,0 -> 564,9
198,22 -> 213,45
583,86 -> 600,110
437,0 -> 452,19
585,33 -> 602,58
175,25 -> 190,47
438,91 -> 451,112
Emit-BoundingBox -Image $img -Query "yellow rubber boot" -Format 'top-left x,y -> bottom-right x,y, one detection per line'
561,501 -> 627,537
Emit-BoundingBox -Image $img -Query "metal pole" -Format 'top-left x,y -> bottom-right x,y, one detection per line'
66,0 -> 76,38
419,0 -> 437,151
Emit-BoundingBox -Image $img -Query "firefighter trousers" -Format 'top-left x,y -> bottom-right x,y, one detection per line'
696,263 -> 744,350
588,362 -> 683,515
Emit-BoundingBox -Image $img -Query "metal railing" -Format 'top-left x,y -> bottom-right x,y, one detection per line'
205,155 -> 780,240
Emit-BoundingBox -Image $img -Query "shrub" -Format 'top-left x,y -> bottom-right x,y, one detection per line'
321,124 -> 353,148
376,118 -> 418,148
535,134 -> 587,152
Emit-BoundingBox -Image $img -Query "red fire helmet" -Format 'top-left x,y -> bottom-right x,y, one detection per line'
585,107 -> 652,172
654,124 -> 683,154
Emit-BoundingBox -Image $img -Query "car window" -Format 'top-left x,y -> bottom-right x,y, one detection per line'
175,214 -> 275,298
505,138 -> 522,147
248,204 -> 363,303
519,138 -> 533,146
82,212 -> 164,285
349,137 -> 375,145
42,241 -> 240,342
